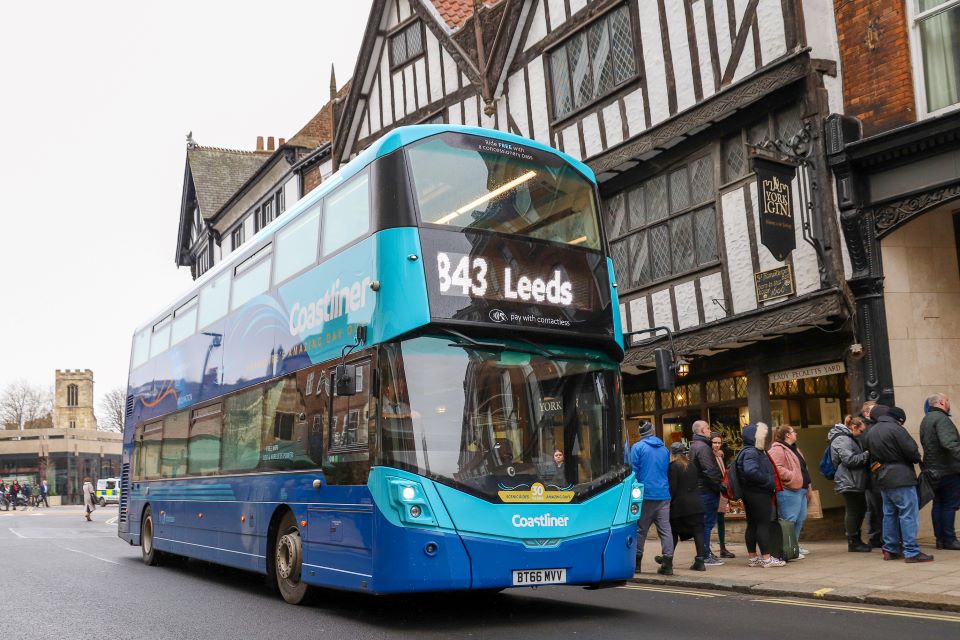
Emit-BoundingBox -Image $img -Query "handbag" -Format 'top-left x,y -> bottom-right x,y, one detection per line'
806,489 -> 823,520
918,470 -> 937,509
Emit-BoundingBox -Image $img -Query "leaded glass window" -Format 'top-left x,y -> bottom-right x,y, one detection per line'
602,154 -> 718,290
549,6 -> 637,119
389,21 -> 425,69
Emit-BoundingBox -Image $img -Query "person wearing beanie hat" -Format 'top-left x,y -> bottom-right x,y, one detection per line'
629,421 -> 674,575
670,442 -> 685,455
863,405 -> 932,562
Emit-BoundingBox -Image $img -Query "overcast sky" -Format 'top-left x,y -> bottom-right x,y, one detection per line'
0,1 -> 372,418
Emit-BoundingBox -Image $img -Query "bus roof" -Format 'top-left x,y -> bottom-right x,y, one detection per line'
133,125 -> 595,335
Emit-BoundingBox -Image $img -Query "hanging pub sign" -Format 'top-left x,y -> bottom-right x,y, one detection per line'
753,156 -> 797,261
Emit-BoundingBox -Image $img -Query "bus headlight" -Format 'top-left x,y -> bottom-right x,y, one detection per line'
387,478 -> 438,527
631,487 -> 642,500
626,481 -> 644,523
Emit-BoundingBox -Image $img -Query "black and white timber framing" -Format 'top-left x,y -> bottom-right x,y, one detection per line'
333,0 -> 857,416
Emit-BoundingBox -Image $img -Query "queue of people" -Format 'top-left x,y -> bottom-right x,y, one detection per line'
0,479 -> 50,510
631,390 -> 958,572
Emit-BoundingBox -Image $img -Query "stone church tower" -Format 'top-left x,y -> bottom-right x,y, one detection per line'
53,369 -> 98,430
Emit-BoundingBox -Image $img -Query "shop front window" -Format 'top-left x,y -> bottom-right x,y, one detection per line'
768,373 -> 850,429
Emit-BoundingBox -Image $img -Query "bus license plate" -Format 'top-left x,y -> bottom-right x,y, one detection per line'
512,568 -> 567,586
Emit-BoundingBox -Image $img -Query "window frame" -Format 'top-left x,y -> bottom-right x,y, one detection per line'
231,224 -> 245,251
388,19 -> 426,71
272,201 -> 323,286
546,3 -> 640,124
607,152 -> 719,293
908,0 -> 960,118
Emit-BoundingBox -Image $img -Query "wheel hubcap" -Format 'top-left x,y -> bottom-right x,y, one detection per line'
277,532 -> 301,581
144,518 -> 153,553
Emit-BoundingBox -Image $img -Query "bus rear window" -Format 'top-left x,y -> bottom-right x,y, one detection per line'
407,134 -> 601,249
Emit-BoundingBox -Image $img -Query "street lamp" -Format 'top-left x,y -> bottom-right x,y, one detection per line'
676,358 -> 690,378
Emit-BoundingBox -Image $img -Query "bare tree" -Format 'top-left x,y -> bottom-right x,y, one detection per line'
97,386 -> 126,432
0,380 -> 51,430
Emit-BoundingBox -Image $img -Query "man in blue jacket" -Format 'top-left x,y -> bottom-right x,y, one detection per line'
631,421 -> 673,575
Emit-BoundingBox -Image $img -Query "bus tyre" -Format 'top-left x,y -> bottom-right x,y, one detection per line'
141,506 -> 164,566
275,511 -> 310,605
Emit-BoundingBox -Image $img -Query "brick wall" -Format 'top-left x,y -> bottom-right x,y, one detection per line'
302,165 -> 322,196
834,0 -> 916,136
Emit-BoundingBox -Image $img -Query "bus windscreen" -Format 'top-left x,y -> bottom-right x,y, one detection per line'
406,133 -> 601,250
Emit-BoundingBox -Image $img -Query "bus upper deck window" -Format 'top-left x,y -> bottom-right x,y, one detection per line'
322,171 -> 370,256
198,271 -> 231,329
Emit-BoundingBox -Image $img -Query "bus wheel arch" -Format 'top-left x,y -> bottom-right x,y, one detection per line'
267,506 -> 311,605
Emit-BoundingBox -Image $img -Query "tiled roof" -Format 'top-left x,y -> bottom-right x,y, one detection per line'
187,146 -> 270,219
430,0 -> 499,30
287,81 -> 352,149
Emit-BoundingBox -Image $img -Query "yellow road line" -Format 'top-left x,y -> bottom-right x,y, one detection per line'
619,585 -> 726,598
754,597 -> 960,623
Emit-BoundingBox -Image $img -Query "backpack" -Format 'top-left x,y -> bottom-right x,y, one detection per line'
819,434 -> 842,480
725,451 -> 746,500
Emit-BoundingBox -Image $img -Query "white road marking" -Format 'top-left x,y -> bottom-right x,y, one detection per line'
8,528 -> 26,538
56,544 -> 121,565
105,516 -> 118,525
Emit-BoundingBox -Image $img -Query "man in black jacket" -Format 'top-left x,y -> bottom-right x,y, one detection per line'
863,406 -> 933,563
919,393 -> 960,550
689,420 -> 724,565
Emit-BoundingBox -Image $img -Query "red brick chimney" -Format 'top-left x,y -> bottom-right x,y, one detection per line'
267,136 -> 275,151
256,136 -> 264,151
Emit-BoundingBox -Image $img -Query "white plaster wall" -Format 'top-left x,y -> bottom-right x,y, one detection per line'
283,176 -> 299,211
602,101 -> 624,147
629,296 -> 650,343
666,5 -> 696,113
721,187 -> 758,314
560,125 -> 580,158
398,0 -> 410,22
464,96 -> 479,127
507,70 -> 529,137
758,0 -> 788,63
414,58 -> 428,111
651,288 -> 675,332
427,31 -> 444,103
380,55 -> 394,127
674,280 -> 699,330
525,0 -> 547,51
404,65 -> 416,115
640,11 -> 670,126
528,60 -> 550,142
789,176 -> 822,295
699,272 -> 727,323
547,0 -> 565,31
731,0 -> 756,83
801,0 -> 842,62
582,112 -> 603,158
881,206 -> 960,540
623,87 -> 646,138
692,0 -> 716,96
442,48 -> 459,96
619,302 -> 628,331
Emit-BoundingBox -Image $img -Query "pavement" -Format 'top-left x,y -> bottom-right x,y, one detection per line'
635,536 -> 960,612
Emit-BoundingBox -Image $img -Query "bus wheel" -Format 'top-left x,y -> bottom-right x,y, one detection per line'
275,511 -> 310,605
141,506 -> 163,566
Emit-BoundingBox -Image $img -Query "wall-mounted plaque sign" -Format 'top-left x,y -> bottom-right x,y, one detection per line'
753,156 -> 797,261
754,265 -> 794,302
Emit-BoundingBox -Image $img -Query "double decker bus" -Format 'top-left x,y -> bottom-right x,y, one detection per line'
120,125 -> 642,601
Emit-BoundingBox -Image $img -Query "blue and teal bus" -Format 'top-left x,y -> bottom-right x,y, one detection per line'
120,125 -> 642,602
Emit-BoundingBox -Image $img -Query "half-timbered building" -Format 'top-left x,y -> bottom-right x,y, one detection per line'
334,0 -> 856,454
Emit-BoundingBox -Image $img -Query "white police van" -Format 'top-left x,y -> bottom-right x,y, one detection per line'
95,477 -> 120,506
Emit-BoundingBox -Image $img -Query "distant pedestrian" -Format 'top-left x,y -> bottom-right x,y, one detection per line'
769,425 -> 812,557
829,416 -> 872,552
9,480 -> 20,511
919,393 -> 960,551
739,423 -> 784,567
38,480 -> 49,508
630,421 -> 674,575
688,420 -> 725,566
82,478 -> 96,522
666,442 -> 706,571
864,406 -> 932,563
21,483 -> 32,507
711,433 -> 736,558
0,481 -> 6,510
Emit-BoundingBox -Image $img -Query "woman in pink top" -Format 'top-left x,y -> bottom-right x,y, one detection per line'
769,425 -> 812,557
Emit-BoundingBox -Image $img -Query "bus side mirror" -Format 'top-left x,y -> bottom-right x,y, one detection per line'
654,348 -> 676,392
335,364 -> 357,396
